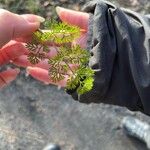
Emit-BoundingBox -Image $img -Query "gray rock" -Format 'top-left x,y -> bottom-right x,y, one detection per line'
0,0 -> 149,150
43,144 -> 61,150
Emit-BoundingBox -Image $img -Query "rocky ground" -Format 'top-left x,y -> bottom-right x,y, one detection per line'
0,0 -> 150,150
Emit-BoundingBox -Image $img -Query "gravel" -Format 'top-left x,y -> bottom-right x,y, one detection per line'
0,0 -> 149,150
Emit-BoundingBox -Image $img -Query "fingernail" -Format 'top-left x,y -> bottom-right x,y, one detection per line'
4,68 -> 20,84
56,6 -> 64,15
37,16 -> 45,23
26,66 -> 33,74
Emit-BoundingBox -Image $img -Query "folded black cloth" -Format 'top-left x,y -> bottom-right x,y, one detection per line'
67,0 -> 150,115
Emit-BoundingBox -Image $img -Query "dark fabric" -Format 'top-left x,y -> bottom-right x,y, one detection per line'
67,0 -> 150,115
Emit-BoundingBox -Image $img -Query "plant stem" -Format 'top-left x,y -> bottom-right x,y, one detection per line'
53,46 -> 75,75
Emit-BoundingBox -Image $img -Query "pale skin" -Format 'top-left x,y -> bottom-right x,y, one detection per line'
0,9 -> 44,88
13,7 -> 90,87
0,7 -> 89,88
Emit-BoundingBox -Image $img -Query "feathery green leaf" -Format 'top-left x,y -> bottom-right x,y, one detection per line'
26,19 -> 95,95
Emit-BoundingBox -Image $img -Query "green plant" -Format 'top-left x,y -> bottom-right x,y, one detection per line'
26,19 -> 95,95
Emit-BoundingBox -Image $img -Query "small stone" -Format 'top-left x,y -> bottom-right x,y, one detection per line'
59,0 -> 68,3
43,1 -> 50,7
43,144 -> 61,150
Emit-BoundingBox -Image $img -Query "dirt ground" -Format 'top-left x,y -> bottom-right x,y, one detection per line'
0,0 -> 150,150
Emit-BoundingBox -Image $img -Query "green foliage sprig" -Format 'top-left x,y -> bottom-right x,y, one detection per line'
26,19 -> 95,95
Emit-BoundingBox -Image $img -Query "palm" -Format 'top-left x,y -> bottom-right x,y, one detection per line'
13,7 -> 89,87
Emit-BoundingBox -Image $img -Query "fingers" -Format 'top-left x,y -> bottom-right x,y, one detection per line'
21,14 -> 45,23
0,41 -> 28,65
14,14 -> 44,37
72,33 -> 88,49
56,6 -> 89,30
13,55 -> 49,70
27,67 -> 67,87
12,46 -> 58,69
0,68 -> 20,88
0,9 -> 45,47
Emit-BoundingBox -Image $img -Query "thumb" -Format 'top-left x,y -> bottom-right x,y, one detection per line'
0,9 -> 45,47
56,7 -> 89,31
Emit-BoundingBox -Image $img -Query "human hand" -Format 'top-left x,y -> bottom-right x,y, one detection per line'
0,9 -> 44,88
13,7 -> 89,87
